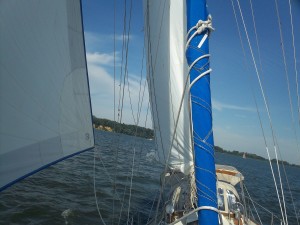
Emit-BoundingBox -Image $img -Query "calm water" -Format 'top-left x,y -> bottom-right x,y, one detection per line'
0,130 -> 299,225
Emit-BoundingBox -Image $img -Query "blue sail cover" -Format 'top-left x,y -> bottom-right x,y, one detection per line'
186,0 -> 218,224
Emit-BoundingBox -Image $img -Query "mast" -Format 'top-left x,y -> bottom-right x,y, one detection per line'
186,0 -> 218,224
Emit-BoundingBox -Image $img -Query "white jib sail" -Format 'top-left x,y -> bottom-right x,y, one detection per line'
0,0 -> 94,189
144,0 -> 193,174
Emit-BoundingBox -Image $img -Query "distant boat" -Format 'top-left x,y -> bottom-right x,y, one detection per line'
243,152 -> 246,159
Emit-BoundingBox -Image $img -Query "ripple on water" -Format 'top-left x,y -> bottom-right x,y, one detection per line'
0,130 -> 299,225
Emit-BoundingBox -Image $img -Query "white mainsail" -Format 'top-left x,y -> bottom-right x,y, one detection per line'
0,0 -> 94,190
144,0 -> 193,174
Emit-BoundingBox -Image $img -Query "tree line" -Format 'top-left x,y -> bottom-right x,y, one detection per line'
215,146 -> 299,168
92,116 -> 299,167
92,116 -> 154,139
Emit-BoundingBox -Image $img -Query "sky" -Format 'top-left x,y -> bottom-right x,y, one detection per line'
81,0 -> 300,165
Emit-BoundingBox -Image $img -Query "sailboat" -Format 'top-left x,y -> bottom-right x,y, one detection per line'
143,0 -> 258,224
1,0 -> 298,225
141,0 -> 299,224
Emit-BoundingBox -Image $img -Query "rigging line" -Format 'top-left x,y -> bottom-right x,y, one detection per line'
243,185 -> 262,225
275,138 -> 300,225
252,0 -> 297,222
134,55 -> 149,175
118,53 -> 148,225
117,170 -> 131,225
244,195 -> 282,222
157,54 -> 210,179
188,69 -> 213,177
193,130 -> 213,151
125,48 -> 146,128
147,2 -> 211,221
118,139 -> 148,225
287,0 -> 300,165
174,61 -> 212,157
170,77 -> 193,159
195,181 -> 217,203
135,82 -> 150,174
235,0 -> 286,222
229,3 -> 283,221
126,147 -> 136,225
114,0 -> 129,223
253,58 -> 286,225
132,77 -> 153,180
231,0 -> 286,223
112,2 -> 142,222
93,148 -> 107,225
169,67 -> 181,158
136,46 -> 146,121
273,0 -> 296,130
275,0 -> 300,160
113,1 -> 125,223
126,25 -> 147,225
168,206 -> 219,225
116,0 -> 126,124
248,0 -> 262,72
152,51 -> 210,222
185,30 -> 199,51
119,0 -> 143,223
187,60 -> 213,207
145,2 -> 169,222
113,0 -> 117,223
117,0 -> 130,127
145,101 -> 150,129
248,207 -> 255,225
113,0 -> 116,127
117,124 -> 147,225
274,0 -> 290,223
125,74 -> 137,124
93,147 -> 122,202
146,0 -> 168,164
186,23 -> 199,39
239,179 -> 248,220
276,0 -> 300,172
287,0 -> 300,126
146,191 -> 159,224
188,92 -> 196,204
185,16 -> 214,51
124,43 -> 143,126
120,0 -> 133,127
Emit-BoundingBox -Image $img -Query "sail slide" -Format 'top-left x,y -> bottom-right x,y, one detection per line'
0,0 -> 94,191
144,0 -> 193,175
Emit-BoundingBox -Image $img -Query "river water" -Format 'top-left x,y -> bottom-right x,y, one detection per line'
1,130 -> 299,225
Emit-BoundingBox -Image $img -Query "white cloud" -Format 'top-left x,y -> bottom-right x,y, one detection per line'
234,114 -> 247,119
84,32 -> 134,48
212,99 -> 255,112
114,34 -> 134,41
84,32 -> 104,51
87,63 -> 113,96
86,51 -> 151,128
86,52 -> 116,66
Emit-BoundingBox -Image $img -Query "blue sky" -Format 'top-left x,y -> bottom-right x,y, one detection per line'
81,0 -> 300,165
